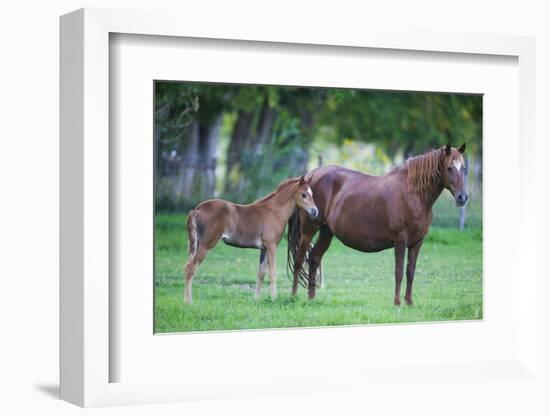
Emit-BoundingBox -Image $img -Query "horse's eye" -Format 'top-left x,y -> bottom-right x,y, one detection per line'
301,193 -> 307,198
447,167 -> 453,173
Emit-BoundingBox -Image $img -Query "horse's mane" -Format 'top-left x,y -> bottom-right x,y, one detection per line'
405,149 -> 443,196
254,177 -> 300,204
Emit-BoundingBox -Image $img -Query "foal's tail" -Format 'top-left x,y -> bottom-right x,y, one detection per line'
286,209 -> 322,288
186,210 -> 199,258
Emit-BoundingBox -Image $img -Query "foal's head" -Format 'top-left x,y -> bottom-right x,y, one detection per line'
294,176 -> 319,219
441,143 -> 468,207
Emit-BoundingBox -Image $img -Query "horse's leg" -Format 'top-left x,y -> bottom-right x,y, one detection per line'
308,225 -> 334,299
265,243 -> 277,301
291,219 -> 318,296
183,246 -> 209,304
393,241 -> 406,306
405,238 -> 424,306
255,249 -> 267,300
318,264 -> 324,289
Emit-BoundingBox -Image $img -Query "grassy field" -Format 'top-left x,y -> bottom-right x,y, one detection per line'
154,213 -> 482,333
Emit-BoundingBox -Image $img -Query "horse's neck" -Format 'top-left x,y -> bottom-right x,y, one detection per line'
407,167 -> 444,212
424,184 -> 444,210
266,186 -> 297,220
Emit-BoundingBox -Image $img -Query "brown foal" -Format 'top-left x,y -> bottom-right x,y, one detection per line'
288,144 -> 468,306
184,176 -> 319,304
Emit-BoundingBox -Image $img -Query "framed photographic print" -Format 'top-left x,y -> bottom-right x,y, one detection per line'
60,8 -> 539,408
152,80 -> 482,334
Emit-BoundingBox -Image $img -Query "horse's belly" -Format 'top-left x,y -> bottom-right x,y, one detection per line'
329,207 -> 394,253
336,234 -> 393,253
221,233 -> 263,249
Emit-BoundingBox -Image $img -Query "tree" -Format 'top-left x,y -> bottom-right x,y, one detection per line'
223,86 -> 320,202
155,82 -> 230,208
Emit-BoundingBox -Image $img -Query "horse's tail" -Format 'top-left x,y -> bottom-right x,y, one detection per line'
286,209 -> 322,288
186,210 -> 199,258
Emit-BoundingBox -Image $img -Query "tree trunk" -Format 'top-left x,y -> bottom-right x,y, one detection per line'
253,104 -> 276,154
224,101 -> 277,198
249,104 -> 277,195
225,111 -> 253,193
199,113 -> 223,199
177,121 -> 200,199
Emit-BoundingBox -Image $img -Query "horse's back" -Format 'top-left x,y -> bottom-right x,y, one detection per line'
307,165 -> 374,184
307,165 -> 404,214
194,198 -> 231,218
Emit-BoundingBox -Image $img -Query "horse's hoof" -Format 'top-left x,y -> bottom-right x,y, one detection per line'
405,299 -> 414,306
394,299 -> 401,307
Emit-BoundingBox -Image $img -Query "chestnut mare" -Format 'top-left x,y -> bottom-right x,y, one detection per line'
184,176 -> 319,303
288,144 -> 468,306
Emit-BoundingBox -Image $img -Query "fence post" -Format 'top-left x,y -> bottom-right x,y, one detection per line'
458,158 -> 469,230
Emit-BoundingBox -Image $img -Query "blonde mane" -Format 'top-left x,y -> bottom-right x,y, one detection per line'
405,149 -> 443,197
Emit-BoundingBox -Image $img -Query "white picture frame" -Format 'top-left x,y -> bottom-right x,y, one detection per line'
60,8 -> 538,408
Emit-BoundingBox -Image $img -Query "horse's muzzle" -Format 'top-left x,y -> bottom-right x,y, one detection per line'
455,192 -> 468,207
308,207 -> 319,219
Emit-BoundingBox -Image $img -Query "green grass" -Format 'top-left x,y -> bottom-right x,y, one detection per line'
154,213 -> 483,333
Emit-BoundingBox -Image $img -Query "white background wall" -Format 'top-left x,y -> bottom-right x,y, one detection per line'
1,1 -> 548,415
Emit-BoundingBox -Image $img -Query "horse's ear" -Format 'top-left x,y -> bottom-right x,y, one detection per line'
457,143 -> 466,154
299,175 -> 306,185
444,143 -> 451,156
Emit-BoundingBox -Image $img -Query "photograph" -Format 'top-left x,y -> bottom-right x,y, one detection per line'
5,0 -> 541,412
154,81 -> 483,333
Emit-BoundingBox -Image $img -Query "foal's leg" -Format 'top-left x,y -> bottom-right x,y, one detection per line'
308,225 -> 333,299
255,249 -> 268,299
405,238 -> 424,306
265,243 -> 277,301
393,241 -> 406,306
184,246 -> 209,304
291,219 -> 319,296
